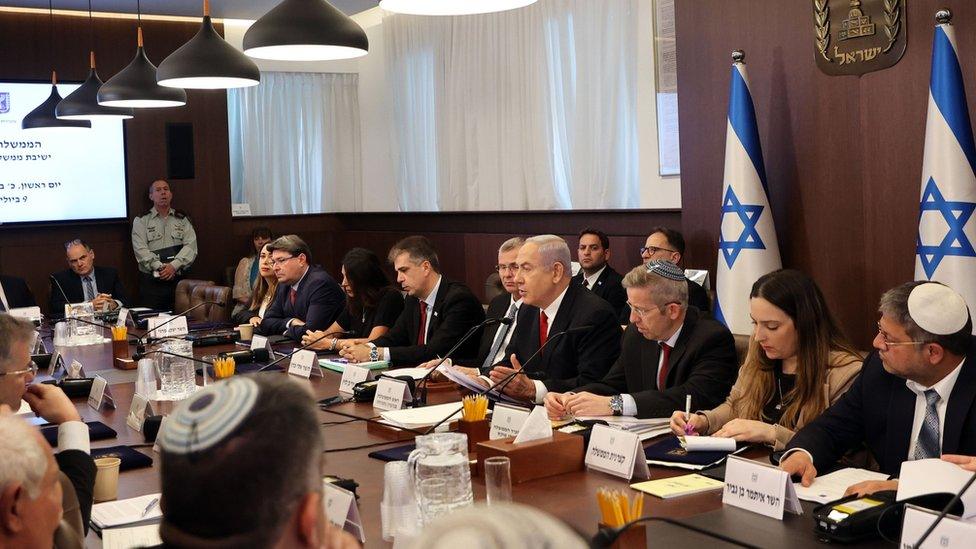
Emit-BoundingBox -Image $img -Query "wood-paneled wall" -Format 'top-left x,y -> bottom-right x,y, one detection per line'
674,0 -> 976,346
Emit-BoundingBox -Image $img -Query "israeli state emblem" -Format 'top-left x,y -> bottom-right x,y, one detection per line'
813,0 -> 907,76
0,92 -> 9,114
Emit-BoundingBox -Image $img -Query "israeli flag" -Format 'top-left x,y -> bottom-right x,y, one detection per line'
915,19 -> 976,330
714,53 -> 782,335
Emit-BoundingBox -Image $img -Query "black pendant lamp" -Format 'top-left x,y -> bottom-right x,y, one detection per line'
57,1 -> 135,120
22,1 -> 91,130
243,0 -> 368,61
98,0 -> 186,108
157,0 -> 260,89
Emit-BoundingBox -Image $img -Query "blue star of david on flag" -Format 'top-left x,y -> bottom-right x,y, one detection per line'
916,177 -> 976,278
718,186 -> 766,269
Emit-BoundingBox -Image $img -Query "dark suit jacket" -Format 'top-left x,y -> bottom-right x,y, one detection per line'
475,293 -> 518,367
49,266 -> 128,314
504,282 -> 621,393
786,339 -> 976,477
259,266 -> 346,341
0,274 -> 36,309
573,266 -> 627,322
575,307 -> 738,418
55,450 -> 96,535
372,277 -> 486,365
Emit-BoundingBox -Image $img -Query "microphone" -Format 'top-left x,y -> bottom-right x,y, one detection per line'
254,329 -> 355,372
217,348 -> 271,364
144,301 -> 224,342
49,275 -> 71,312
132,349 -> 214,366
415,316 -> 510,405
590,516 -> 758,549
912,469 -> 976,547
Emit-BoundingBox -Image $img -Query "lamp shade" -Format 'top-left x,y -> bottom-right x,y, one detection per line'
243,0 -> 368,61
98,38 -> 187,108
158,15 -> 260,89
23,83 -> 92,130
379,0 -> 538,16
57,65 -> 135,120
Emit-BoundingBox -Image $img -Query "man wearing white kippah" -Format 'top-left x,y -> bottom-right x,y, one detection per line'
781,281 -> 976,497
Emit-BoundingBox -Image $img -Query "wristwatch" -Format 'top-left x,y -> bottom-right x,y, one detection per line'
609,394 -> 623,416
366,342 -> 379,362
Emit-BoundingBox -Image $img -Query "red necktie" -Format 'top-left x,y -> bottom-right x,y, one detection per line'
657,342 -> 672,390
289,287 -> 297,306
538,311 -> 549,351
417,302 -> 428,345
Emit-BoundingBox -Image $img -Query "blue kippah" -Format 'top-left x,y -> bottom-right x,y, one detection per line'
644,260 -> 686,281
158,377 -> 260,455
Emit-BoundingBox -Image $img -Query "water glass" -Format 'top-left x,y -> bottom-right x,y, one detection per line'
417,478 -> 450,525
135,358 -> 157,398
484,456 -> 512,505
381,461 -> 420,542
158,339 -> 195,400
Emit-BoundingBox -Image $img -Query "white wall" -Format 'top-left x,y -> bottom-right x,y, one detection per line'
222,0 -> 679,211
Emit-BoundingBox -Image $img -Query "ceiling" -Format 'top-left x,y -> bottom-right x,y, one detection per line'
0,1 -> 379,19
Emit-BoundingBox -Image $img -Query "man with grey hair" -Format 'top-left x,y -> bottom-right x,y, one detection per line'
260,234 -> 346,342
0,413 -> 65,548
49,238 -> 128,315
782,281 -> 976,496
341,236 -> 484,365
156,375 -> 358,548
487,235 -> 621,403
545,260 -> 736,419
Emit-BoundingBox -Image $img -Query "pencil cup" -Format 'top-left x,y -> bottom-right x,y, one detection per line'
458,419 -> 490,452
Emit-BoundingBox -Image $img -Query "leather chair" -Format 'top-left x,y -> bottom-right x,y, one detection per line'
733,333 -> 751,367
174,279 -> 214,314
189,284 -> 233,322
484,271 -> 505,304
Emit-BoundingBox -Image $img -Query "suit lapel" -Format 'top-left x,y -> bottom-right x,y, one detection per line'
885,383 -> 916,466
664,309 -> 698,385
593,267 -> 613,298
641,337 -> 661,390
943,357 -> 976,454
428,279 -> 450,334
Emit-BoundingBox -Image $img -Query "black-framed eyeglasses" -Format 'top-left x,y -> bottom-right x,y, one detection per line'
0,362 -> 38,378
640,245 -> 677,256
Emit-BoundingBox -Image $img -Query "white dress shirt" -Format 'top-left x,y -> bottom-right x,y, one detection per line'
581,265 -> 607,289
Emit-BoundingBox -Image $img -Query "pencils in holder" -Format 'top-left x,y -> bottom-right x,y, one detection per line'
596,487 -> 644,528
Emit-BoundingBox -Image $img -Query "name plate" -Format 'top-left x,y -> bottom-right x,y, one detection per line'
373,377 -> 412,411
251,334 -> 272,352
323,481 -> 365,543
339,364 -> 372,394
152,417 -> 169,454
115,307 -> 129,327
126,393 -> 155,432
490,403 -> 532,440
68,359 -> 86,379
88,375 -> 116,411
901,505 -> 976,548
148,315 -> 188,338
47,349 -> 64,378
585,423 -> 650,480
722,455 -> 802,520
287,350 -> 321,379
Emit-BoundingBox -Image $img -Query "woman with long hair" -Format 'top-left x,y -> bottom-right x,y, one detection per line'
232,243 -> 278,327
670,269 -> 863,450
231,227 -> 273,316
303,248 -> 404,351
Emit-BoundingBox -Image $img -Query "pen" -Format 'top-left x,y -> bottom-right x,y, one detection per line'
140,497 -> 159,518
683,394 -> 694,435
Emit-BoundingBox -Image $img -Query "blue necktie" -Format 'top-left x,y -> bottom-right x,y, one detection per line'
912,389 -> 941,460
83,276 -> 95,301
480,303 -> 518,373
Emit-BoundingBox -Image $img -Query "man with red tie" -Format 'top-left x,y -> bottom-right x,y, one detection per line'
340,236 -> 484,365
543,260 -> 737,419
258,235 -> 345,342
487,235 -> 621,404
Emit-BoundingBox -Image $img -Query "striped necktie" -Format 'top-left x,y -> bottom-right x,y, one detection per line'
912,389 -> 942,460
480,303 -> 518,372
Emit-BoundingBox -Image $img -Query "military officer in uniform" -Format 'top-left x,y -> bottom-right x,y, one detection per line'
131,180 -> 198,310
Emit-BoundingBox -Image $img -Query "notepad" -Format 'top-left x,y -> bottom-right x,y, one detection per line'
630,474 -> 725,499
101,524 -> 162,549
91,493 -> 162,529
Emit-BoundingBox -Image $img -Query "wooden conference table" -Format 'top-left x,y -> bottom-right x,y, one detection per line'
51,336 -> 887,549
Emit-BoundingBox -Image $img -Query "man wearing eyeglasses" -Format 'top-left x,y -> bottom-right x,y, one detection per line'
781,281 -> 976,496
639,227 -> 710,314
544,260 -> 737,419
572,228 -> 627,322
258,235 -> 345,342
49,239 -> 128,316
0,313 -> 96,546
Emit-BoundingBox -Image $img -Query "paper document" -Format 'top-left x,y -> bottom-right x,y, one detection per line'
91,493 -> 162,529
102,524 -> 162,549
898,458 -> 976,518
576,416 -> 672,441
793,467 -> 890,504
435,363 -> 526,404
379,402 -> 463,428
682,436 -> 736,452
384,367 -> 432,380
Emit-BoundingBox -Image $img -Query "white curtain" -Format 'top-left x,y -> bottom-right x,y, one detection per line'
228,72 -> 363,215
384,0 -> 639,211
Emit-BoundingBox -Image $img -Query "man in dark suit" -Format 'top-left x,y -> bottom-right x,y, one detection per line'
341,236 -> 485,366
545,260 -> 737,419
487,235 -> 621,403
0,275 -> 35,312
475,237 -> 526,371
573,228 -> 627,322
259,235 -> 345,342
48,239 -> 128,315
782,281 -> 976,496
639,226 -> 710,314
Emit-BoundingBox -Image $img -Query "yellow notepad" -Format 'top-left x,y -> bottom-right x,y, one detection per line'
630,474 -> 724,499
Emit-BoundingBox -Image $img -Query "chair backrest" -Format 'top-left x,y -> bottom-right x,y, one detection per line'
484,271 -> 505,304
174,279 -> 214,313
733,333 -> 751,367
189,284 -> 233,322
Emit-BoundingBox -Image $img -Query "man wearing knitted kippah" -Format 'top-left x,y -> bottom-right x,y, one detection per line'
545,260 -> 738,419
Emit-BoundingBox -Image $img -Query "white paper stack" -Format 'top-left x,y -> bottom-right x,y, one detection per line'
91,493 -> 162,530
379,402 -> 463,429
793,468 -> 890,504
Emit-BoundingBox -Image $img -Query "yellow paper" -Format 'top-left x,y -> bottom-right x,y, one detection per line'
630,474 -> 724,499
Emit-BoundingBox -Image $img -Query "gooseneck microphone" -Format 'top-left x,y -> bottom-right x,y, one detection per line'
132,349 -> 214,366
253,329 -> 355,372
913,469 -> 976,547
49,275 -> 71,311
415,316 -> 511,405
